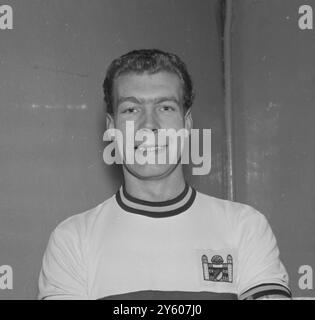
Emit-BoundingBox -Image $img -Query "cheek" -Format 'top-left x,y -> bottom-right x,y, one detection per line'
115,118 -> 133,134
164,117 -> 186,130
159,110 -> 184,125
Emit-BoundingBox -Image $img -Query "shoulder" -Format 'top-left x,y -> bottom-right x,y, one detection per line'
194,190 -> 271,236
195,190 -> 264,221
51,195 -> 116,243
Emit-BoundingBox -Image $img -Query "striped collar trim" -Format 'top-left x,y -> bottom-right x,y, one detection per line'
115,183 -> 196,218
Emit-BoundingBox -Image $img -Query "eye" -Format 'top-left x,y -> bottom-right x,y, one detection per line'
160,105 -> 175,112
122,106 -> 138,114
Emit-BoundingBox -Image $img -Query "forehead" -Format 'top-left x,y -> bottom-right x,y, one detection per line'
113,71 -> 183,102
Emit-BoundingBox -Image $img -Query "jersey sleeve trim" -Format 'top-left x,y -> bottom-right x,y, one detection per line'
239,283 -> 292,300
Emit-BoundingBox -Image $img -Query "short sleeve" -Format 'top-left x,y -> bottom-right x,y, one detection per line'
38,220 -> 88,300
236,208 -> 291,300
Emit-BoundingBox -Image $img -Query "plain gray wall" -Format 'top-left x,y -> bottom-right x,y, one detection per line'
232,0 -> 315,297
0,0 -> 226,299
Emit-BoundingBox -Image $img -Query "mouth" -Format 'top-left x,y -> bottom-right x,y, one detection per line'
135,145 -> 168,152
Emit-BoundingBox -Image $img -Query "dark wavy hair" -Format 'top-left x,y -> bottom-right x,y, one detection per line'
103,49 -> 195,114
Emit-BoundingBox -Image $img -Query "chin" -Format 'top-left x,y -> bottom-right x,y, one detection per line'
125,163 -> 178,180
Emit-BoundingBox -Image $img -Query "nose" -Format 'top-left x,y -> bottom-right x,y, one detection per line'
139,108 -> 160,132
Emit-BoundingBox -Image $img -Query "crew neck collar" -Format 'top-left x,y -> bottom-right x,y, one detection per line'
115,182 -> 196,218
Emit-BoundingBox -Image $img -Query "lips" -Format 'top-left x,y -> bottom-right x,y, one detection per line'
137,145 -> 167,152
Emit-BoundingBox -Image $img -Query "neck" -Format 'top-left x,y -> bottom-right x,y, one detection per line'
123,166 -> 186,202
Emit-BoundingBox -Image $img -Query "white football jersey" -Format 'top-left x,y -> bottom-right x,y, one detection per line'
38,184 -> 291,300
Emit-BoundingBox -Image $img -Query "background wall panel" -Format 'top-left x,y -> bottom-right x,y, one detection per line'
231,0 -> 315,297
0,0 -> 226,299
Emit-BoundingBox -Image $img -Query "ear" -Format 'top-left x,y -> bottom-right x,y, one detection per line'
105,113 -> 116,141
106,113 -> 115,131
184,108 -> 193,131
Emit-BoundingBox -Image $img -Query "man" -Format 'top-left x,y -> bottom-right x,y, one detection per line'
38,49 -> 291,300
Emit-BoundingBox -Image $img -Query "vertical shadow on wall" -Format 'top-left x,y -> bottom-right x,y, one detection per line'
185,0 -> 228,199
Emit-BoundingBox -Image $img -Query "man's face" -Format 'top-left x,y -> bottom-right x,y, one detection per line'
108,71 -> 191,180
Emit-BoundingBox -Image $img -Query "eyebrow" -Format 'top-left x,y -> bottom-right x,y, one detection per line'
117,96 -> 181,106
